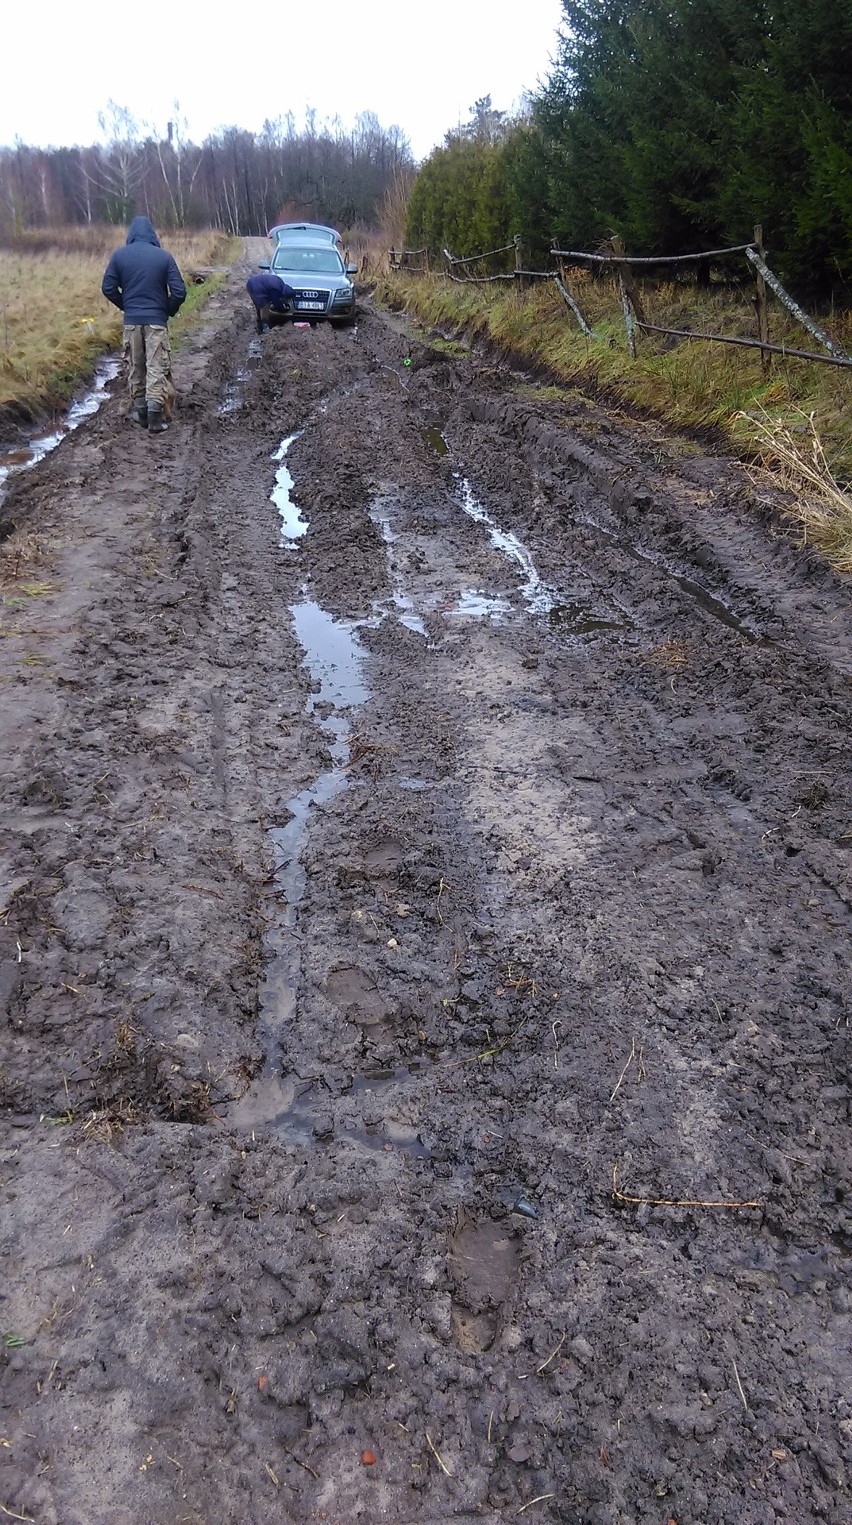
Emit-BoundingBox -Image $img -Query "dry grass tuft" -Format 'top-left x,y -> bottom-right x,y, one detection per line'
0,530 -> 56,591
739,407 -> 852,571
80,1098 -> 144,1144
644,637 -> 690,672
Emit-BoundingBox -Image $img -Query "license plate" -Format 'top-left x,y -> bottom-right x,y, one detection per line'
297,301 -> 323,311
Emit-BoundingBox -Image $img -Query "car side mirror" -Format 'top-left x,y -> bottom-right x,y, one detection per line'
346,263 -> 359,276
258,261 -> 270,270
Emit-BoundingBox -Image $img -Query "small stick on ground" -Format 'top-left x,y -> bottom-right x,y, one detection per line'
536,1332 -> 567,1374
609,1038 -> 637,1102
264,1462 -> 281,1488
487,1410 -> 494,1444
517,1495 -> 557,1515
425,1431 -> 452,1477
732,1358 -> 750,1412
612,1162 -> 761,1210
551,1019 -> 562,1071
288,1452 -> 320,1480
436,878 -> 449,926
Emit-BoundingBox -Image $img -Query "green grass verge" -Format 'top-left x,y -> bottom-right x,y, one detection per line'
170,236 -> 242,349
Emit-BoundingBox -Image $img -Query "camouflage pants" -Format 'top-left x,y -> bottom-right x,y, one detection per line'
123,324 -> 175,413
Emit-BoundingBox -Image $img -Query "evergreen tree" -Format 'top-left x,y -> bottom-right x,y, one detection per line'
724,0 -> 852,290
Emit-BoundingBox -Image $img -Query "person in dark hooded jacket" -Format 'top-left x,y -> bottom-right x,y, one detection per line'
246,272 -> 297,333
102,216 -> 187,432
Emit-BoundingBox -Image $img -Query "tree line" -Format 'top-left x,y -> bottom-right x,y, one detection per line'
0,103 -> 414,238
406,0 -> 852,295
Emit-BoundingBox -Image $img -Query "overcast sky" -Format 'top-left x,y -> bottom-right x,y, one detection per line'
2,1 -> 564,160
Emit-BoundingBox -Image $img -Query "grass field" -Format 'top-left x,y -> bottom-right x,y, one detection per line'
376,267 -> 852,572
0,227 -> 239,423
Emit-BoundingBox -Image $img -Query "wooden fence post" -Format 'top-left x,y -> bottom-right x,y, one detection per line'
612,237 -> 638,357
753,223 -> 771,374
514,234 -> 525,292
424,247 -> 431,275
611,236 -> 646,325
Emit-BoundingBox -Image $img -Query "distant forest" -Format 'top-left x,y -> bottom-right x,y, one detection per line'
0,106 -> 413,238
406,0 -> 852,295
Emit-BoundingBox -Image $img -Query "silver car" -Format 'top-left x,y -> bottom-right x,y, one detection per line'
259,240 -> 358,325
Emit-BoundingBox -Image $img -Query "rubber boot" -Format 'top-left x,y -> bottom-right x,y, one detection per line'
131,400 -> 148,429
147,404 -> 169,434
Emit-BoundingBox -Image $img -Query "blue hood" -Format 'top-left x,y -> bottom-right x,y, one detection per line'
126,216 -> 160,247
102,219 -> 186,324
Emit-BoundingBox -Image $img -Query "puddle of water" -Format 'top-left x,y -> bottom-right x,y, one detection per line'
375,473 -> 630,638
392,594 -> 428,636
293,599 -> 370,719
230,598 -> 371,1131
548,600 -> 632,635
456,475 -> 558,616
370,500 -> 428,636
372,507 -> 397,546
218,339 -> 264,415
451,587 -> 512,622
423,425 -> 449,457
219,370 -> 250,415
372,497 -> 516,633
219,390 -> 244,416
672,570 -> 763,639
0,355 -> 121,507
272,431 -> 307,543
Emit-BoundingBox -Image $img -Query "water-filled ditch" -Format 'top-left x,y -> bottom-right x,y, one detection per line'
0,355 -> 121,509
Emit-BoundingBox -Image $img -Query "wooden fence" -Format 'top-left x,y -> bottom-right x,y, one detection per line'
388,229 -> 851,371
389,245 -> 430,274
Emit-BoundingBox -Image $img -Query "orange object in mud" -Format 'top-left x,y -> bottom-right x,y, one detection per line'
361,1449 -> 377,1466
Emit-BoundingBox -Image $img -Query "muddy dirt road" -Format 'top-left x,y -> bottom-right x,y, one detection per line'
1,242 -> 850,1524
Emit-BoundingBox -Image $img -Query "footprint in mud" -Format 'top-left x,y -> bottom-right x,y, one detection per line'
325,964 -> 392,1029
363,836 -> 402,881
449,1213 -> 522,1353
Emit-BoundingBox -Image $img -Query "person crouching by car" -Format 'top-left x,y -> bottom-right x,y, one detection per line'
101,216 -> 186,433
246,273 -> 297,333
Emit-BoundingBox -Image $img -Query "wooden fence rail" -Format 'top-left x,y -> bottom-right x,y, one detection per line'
389,246 -> 431,273
550,242 -> 754,265
388,229 -> 849,370
636,322 -> 852,368
443,242 -> 516,267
